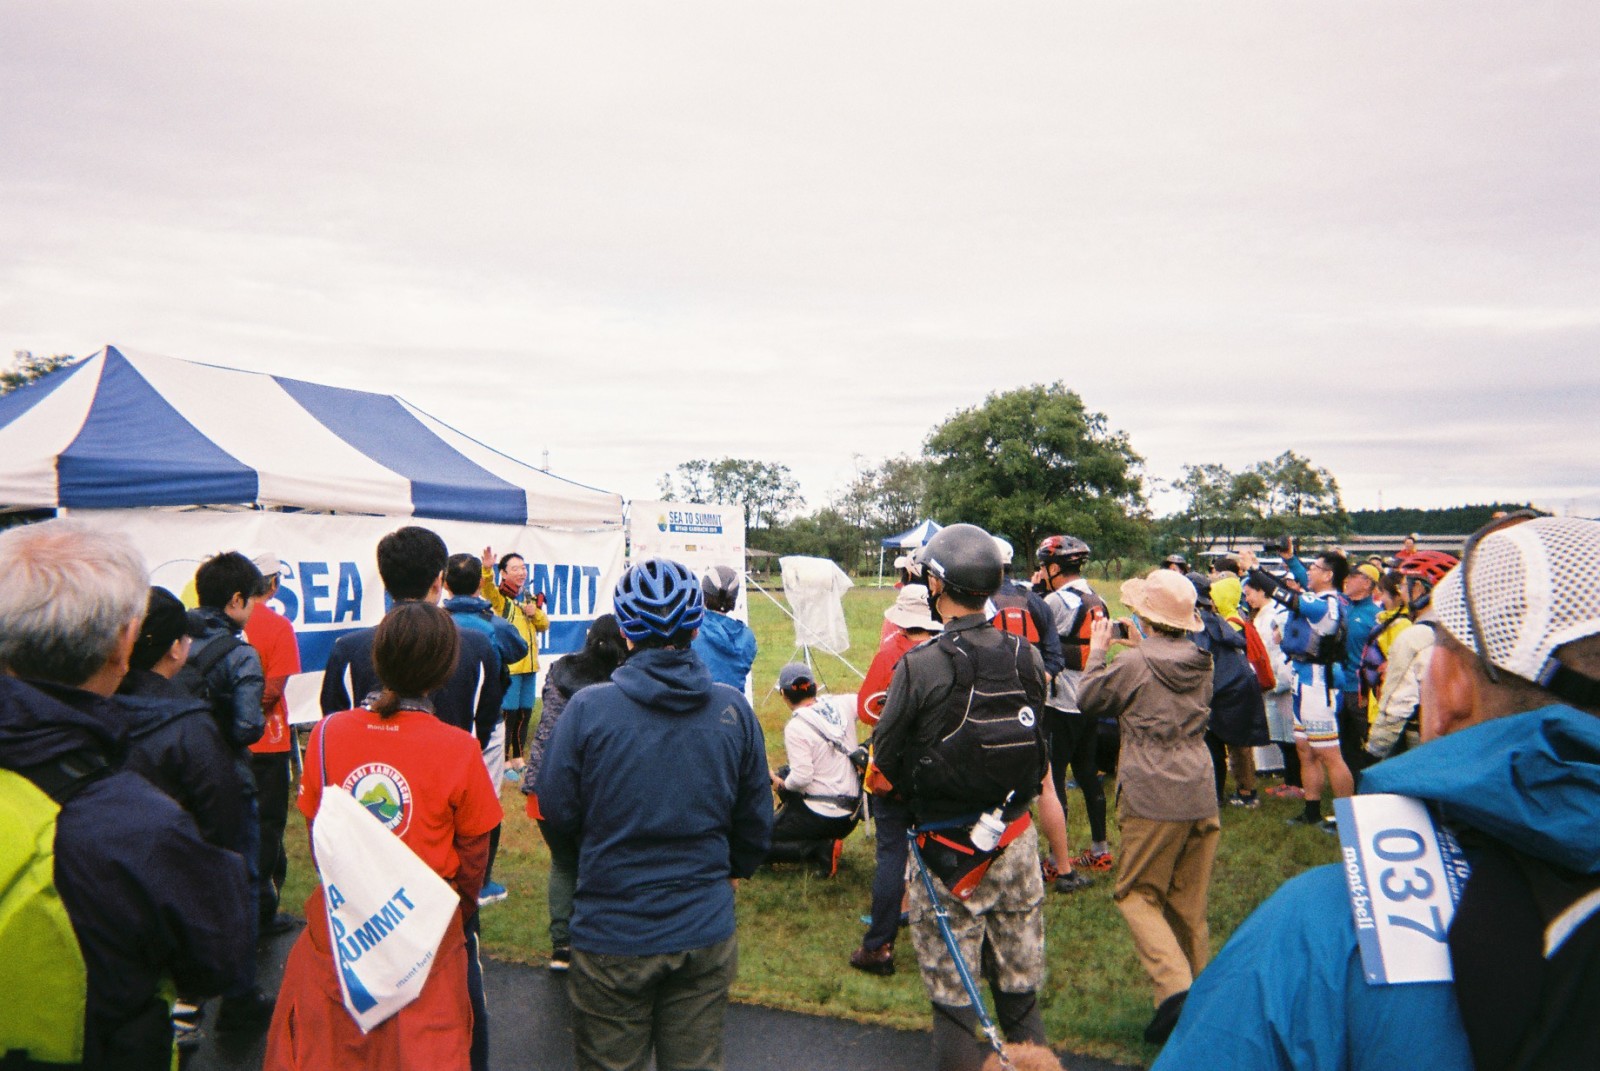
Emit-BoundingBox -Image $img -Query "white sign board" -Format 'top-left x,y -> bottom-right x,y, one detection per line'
628,500 -> 748,623
69,509 -> 627,724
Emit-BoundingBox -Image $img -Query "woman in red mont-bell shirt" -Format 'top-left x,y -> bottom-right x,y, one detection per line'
265,603 -> 502,1071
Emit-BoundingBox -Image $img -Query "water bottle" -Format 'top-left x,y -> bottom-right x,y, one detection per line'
969,806 -> 1006,852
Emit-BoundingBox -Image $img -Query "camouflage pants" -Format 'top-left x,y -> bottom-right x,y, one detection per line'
906,822 -> 1046,1007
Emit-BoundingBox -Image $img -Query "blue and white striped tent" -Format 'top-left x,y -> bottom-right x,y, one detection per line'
0,346 -> 623,528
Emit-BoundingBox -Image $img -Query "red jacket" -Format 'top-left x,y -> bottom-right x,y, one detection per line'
857,629 -> 921,726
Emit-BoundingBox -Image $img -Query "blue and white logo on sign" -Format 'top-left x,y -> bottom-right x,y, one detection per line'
665,509 -> 724,535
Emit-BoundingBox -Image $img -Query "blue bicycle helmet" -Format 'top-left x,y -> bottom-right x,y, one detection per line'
613,558 -> 705,642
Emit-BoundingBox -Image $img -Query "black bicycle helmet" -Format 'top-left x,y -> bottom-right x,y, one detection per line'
921,523 -> 1003,599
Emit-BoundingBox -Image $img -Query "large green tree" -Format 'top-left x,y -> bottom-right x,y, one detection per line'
1170,450 -> 1348,554
657,457 -> 803,530
922,382 -> 1146,558
837,454 -> 930,537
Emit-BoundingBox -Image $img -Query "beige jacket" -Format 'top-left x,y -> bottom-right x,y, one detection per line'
1079,632 -> 1216,821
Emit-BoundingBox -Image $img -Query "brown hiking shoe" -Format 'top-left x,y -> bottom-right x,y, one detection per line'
849,943 -> 895,976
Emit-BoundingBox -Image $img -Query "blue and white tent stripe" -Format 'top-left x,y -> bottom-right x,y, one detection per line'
0,346 -> 622,527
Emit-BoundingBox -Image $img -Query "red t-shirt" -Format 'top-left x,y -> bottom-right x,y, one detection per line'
858,629 -> 921,726
245,602 -> 302,755
299,709 -> 503,884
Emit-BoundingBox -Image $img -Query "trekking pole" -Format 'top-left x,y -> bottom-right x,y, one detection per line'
906,830 -> 1014,1071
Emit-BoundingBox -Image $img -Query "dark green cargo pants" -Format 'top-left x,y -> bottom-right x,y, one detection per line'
568,934 -> 738,1071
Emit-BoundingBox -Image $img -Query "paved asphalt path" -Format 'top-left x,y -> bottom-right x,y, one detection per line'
191,921 -> 1139,1071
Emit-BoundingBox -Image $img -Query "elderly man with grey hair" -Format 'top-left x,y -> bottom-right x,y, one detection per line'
0,519 -> 253,1071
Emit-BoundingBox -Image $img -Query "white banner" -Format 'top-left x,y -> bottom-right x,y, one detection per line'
69,509 -> 627,725
628,500 -> 748,624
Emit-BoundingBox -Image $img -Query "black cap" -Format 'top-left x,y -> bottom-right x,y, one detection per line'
131,587 -> 189,672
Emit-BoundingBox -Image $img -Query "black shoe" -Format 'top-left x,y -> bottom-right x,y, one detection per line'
548,944 -> 571,973
215,990 -> 275,1034
259,912 -> 301,939
1143,990 -> 1188,1045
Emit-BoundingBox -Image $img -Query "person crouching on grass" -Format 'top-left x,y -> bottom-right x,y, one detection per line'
765,662 -> 862,877
1078,568 -> 1217,1046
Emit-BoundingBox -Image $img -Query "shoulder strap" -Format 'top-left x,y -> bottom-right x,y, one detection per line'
8,750 -> 112,807
189,633 -> 244,681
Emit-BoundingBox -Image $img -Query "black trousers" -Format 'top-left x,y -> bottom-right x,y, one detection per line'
251,751 -> 291,926
1047,708 -> 1107,844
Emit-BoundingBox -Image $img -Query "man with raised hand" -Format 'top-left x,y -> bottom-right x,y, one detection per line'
1240,541 -> 1355,830
1157,514 -> 1600,1070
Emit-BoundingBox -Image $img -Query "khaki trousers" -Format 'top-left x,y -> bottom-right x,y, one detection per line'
1113,812 -> 1221,1004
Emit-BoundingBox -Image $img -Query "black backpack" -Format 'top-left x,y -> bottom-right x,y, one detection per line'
1450,831 -> 1600,1070
909,629 -> 1048,812
173,633 -> 244,729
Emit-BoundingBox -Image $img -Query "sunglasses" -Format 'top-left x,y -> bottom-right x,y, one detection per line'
1458,509 -> 1540,684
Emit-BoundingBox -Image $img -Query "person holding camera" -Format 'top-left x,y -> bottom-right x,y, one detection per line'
766,662 -> 863,876
1078,568 -> 1217,1046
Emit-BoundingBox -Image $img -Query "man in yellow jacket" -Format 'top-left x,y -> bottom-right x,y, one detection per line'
482,547 -> 551,772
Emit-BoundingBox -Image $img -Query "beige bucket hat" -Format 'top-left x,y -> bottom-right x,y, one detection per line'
1120,568 -> 1203,632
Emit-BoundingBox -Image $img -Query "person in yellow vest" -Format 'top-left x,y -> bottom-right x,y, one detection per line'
481,547 -> 550,771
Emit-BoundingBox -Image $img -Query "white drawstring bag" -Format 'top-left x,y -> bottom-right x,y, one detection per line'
312,714 -> 461,1033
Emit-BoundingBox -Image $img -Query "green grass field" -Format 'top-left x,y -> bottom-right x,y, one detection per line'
281,579 -> 1340,1066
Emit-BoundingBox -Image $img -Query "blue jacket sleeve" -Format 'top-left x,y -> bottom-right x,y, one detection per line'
728,700 -> 774,878
490,616 -> 530,667
473,644 -> 505,747
537,692 -> 584,835
320,637 -> 352,714
1028,590 -> 1065,677
735,624 -> 758,679
1155,867 -> 1472,1071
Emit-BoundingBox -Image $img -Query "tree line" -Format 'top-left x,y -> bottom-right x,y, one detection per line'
660,381 -> 1526,576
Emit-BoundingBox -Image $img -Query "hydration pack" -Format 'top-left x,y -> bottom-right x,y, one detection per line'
173,632 -> 244,731
909,630 -> 1048,812
990,586 -> 1040,644
0,753 -> 106,1066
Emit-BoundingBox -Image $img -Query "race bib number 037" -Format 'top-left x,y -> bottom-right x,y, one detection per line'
1334,794 -> 1472,985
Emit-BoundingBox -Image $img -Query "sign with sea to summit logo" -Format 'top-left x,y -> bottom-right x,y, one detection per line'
664,509 -> 724,535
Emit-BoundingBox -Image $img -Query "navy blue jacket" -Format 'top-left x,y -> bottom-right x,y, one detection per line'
0,677 -> 251,1071
1191,610 -> 1269,747
320,609 -> 504,746
444,594 -> 528,670
538,646 -> 773,956
116,668 -> 247,852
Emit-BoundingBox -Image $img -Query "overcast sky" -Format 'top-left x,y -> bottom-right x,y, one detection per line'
4,3 -> 1597,521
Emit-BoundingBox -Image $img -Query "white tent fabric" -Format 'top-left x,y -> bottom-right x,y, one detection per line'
0,346 -> 623,528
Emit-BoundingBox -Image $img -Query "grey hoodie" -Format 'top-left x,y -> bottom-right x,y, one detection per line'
1079,631 -> 1216,821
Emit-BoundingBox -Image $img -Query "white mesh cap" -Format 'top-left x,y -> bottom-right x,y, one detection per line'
1433,516 -> 1600,685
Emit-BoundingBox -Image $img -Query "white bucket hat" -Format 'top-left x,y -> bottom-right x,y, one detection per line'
884,583 -> 942,632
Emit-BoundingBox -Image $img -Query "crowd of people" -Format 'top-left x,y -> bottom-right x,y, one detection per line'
3,510 -> 1598,1071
